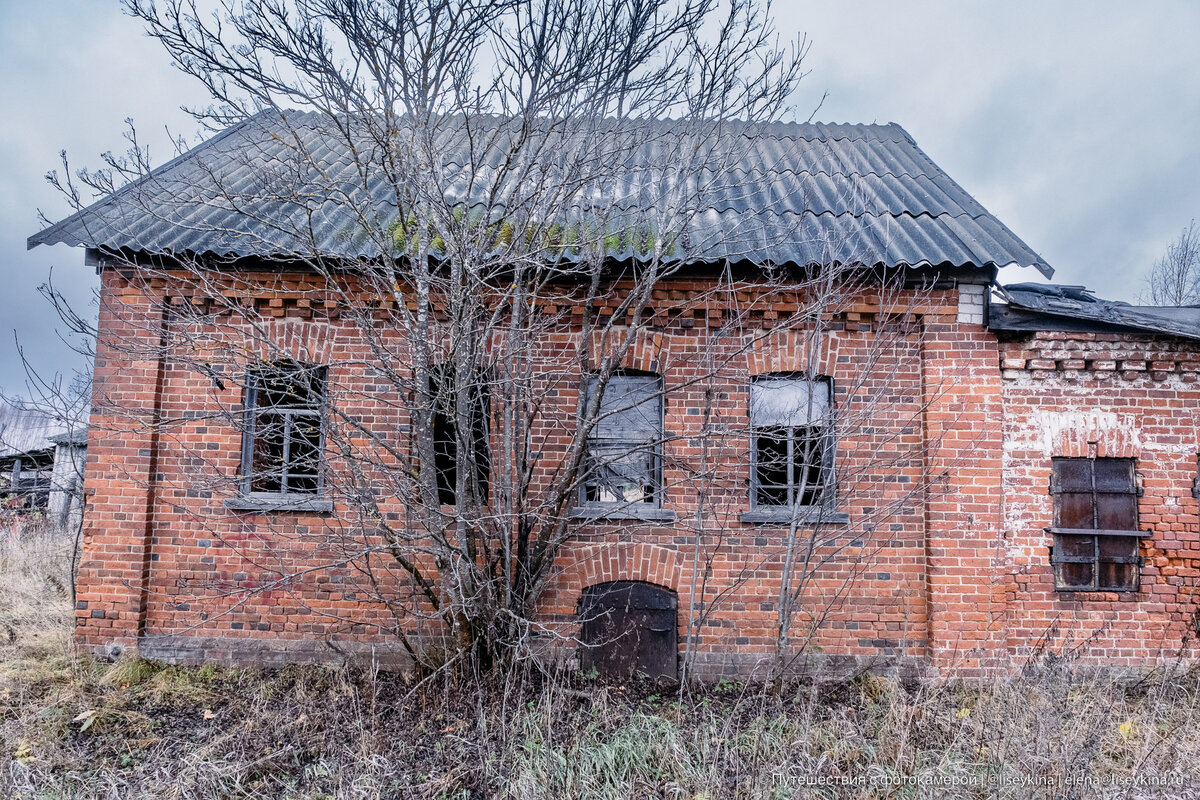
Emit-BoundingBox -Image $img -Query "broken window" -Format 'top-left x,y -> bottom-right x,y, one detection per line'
429,364 -> 490,505
242,361 -> 326,496
580,374 -> 663,508
750,376 -> 832,508
1049,457 -> 1143,592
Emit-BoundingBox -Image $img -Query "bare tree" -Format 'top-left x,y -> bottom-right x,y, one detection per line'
39,0 -> 949,682
1143,220 -> 1200,305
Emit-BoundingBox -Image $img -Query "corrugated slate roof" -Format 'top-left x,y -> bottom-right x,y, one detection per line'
29,111 -> 1051,274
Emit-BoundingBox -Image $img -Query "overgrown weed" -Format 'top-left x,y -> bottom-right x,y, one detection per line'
2,527 -> 1198,798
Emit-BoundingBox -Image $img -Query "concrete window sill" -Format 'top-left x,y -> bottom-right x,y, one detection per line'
569,506 -> 676,523
224,495 -> 334,513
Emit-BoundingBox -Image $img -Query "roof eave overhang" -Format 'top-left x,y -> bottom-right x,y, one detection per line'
53,241 -> 1037,279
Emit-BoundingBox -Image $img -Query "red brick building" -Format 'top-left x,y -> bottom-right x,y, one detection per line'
29,113 -> 1200,678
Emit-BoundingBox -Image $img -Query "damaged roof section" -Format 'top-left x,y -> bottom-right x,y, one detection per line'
990,283 -> 1200,342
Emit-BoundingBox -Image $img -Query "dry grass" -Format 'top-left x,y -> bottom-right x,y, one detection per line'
0,523 -> 79,684
2,528 -> 1199,798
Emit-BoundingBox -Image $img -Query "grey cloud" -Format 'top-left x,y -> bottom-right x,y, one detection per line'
3,0 -> 1197,394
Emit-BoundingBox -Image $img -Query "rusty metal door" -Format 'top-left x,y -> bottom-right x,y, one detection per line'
578,581 -> 677,681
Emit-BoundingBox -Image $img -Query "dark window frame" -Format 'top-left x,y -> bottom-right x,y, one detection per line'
1048,457 -> 1144,593
744,374 -> 841,523
429,363 -> 492,507
237,360 -> 328,502
573,372 -> 672,521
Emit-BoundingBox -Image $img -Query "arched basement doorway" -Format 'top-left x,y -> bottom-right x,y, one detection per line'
577,581 -> 678,681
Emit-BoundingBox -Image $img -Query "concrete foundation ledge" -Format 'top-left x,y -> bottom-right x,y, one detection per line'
125,634 -> 415,671
77,634 -> 1059,685
683,651 -> 937,683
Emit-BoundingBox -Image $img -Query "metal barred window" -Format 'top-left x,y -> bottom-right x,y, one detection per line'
749,376 -> 833,509
242,361 -> 327,497
1048,457 -> 1145,592
580,374 -> 663,508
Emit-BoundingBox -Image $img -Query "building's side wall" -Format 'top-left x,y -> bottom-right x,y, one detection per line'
1000,331 -> 1200,668
73,269 -> 1009,677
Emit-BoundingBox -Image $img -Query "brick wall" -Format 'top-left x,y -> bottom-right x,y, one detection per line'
80,270 -> 1196,678
922,317 -> 1008,676
73,269 -> 168,658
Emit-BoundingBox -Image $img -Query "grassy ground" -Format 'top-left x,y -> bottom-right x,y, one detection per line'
2,526 -> 1199,799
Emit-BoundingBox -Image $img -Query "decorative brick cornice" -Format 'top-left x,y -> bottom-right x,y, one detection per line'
1000,332 -> 1200,382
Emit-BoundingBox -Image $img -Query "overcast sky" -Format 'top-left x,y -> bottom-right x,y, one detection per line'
2,1 -> 1198,396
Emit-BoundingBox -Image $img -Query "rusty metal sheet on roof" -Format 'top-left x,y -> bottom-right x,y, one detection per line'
29,111 -> 1050,275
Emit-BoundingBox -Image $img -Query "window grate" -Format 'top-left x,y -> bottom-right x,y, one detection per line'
749,376 -> 833,510
1048,458 -> 1143,592
241,361 -> 327,497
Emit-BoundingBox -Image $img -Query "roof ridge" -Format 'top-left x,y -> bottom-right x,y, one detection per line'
250,109 -> 912,142
265,108 -> 903,126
